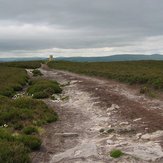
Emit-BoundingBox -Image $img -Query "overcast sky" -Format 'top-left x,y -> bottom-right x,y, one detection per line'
0,0 -> 163,57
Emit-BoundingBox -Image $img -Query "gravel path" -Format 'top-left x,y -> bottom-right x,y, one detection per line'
31,66 -> 163,163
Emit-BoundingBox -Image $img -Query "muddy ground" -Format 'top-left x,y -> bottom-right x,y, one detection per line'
31,66 -> 163,163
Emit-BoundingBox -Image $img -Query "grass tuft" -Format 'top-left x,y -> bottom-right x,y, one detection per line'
27,79 -> 62,99
23,126 -> 38,135
110,149 -> 123,158
32,69 -> 43,76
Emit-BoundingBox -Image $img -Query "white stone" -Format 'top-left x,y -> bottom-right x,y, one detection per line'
141,130 -> 163,140
108,125 -> 112,128
133,118 -> 142,122
119,122 -> 129,125
136,133 -> 142,139
107,112 -> 111,116
106,140 -> 114,145
107,104 -> 120,112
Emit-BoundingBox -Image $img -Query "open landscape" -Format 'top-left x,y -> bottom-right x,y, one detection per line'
1,0 -> 163,162
0,60 -> 163,162
48,61 -> 163,95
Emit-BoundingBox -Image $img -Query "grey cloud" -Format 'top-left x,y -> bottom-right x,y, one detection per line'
0,0 -> 163,56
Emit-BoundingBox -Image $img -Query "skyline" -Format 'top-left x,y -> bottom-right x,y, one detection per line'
0,0 -> 163,57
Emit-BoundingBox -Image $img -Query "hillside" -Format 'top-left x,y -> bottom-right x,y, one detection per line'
0,57 -> 46,62
56,54 -> 163,62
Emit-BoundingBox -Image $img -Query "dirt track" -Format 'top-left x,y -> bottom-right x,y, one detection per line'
32,66 -> 163,163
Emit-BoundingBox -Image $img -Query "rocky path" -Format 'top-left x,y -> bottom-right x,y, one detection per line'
32,66 -> 163,163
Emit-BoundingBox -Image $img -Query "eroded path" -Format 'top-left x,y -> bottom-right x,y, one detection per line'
32,66 -> 163,163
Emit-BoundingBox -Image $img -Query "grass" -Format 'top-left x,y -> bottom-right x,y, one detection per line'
0,62 -> 59,162
0,96 -> 58,129
0,128 -> 41,151
110,149 -> 123,158
0,65 -> 28,97
48,61 -> 163,91
99,128 -> 105,133
27,79 -> 62,99
32,69 -> 43,76
0,95 -> 58,162
0,140 -> 30,163
16,134 -> 42,150
23,126 -> 38,135
1,60 -> 43,69
107,128 -> 115,133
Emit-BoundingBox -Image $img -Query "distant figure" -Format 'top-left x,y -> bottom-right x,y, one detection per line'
49,55 -> 54,61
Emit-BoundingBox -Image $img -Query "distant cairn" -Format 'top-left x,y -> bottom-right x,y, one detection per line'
49,55 -> 54,61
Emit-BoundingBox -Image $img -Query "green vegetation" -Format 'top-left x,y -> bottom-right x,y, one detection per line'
107,128 -> 115,133
0,96 -> 58,127
0,141 -> 30,163
0,65 -> 28,97
32,69 -> 43,76
27,79 -> 62,99
99,128 -> 105,133
16,135 -> 42,150
23,126 -> 38,135
1,60 -> 42,69
48,61 -> 163,90
0,128 -> 41,151
110,149 -> 123,158
0,62 -> 59,162
0,95 -> 58,162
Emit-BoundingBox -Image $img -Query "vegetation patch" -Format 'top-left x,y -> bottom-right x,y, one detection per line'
48,61 -> 163,91
0,140 -> 30,163
107,128 -> 115,133
1,60 -> 43,69
61,95 -> 69,101
27,79 -> 62,99
0,95 -> 58,162
16,135 -> 42,151
0,65 -> 28,97
140,86 -> 149,94
32,69 -> 43,76
0,63 -> 59,162
99,128 -> 105,133
110,149 -> 123,158
140,86 -> 157,98
0,128 -> 42,151
0,96 -> 58,130
23,126 -> 38,135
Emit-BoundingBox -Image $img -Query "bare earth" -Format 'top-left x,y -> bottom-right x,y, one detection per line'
31,66 -> 163,163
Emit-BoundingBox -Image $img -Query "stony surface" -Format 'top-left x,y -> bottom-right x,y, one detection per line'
31,66 -> 163,163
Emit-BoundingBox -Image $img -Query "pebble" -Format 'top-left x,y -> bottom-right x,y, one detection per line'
133,118 -> 142,122
106,140 -> 114,145
136,133 -> 142,139
119,122 -> 129,125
